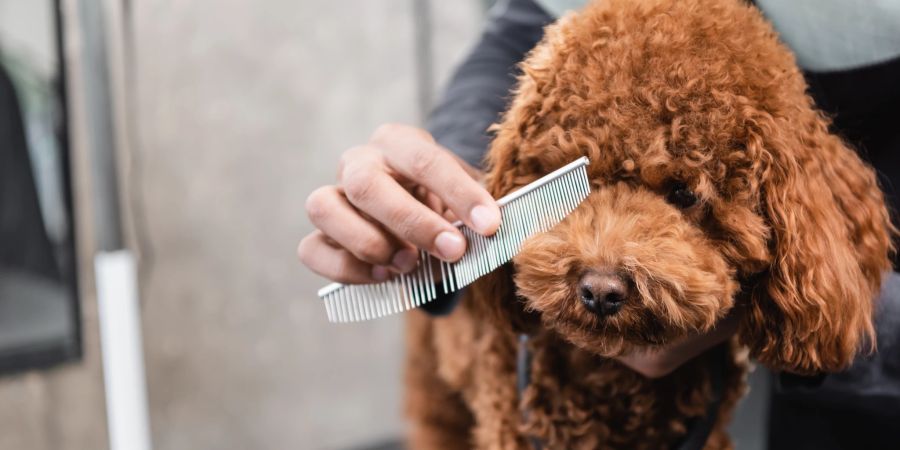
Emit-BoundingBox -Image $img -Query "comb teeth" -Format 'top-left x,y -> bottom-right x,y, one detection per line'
318,156 -> 591,323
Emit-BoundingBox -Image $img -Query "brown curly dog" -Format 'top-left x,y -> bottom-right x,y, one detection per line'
405,0 -> 895,448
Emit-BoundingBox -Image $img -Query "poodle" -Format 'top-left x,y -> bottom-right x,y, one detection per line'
405,0 -> 895,448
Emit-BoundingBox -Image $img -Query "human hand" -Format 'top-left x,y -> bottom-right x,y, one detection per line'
615,308 -> 742,378
298,124 -> 501,284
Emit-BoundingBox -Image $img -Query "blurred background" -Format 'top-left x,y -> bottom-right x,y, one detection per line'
0,0 -> 487,449
0,0 -> 769,449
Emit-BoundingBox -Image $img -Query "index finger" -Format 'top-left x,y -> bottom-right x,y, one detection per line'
371,126 -> 501,236
342,163 -> 468,262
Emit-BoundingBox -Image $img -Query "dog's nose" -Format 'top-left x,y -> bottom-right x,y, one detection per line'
579,270 -> 629,316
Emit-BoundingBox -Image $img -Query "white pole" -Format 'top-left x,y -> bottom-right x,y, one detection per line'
95,250 -> 152,450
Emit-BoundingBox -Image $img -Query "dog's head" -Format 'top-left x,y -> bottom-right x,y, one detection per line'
477,0 -> 894,374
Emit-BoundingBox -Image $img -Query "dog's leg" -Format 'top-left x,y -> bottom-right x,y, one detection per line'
404,311 -> 474,450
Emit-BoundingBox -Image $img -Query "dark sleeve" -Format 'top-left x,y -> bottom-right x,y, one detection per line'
421,0 -> 553,316
426,0 -> 553,169
768,272 -> 900,449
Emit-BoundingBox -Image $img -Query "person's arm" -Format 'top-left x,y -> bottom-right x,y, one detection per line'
298,2 -> 552,286
428,0 -> 554,168
298,3 -> 556,286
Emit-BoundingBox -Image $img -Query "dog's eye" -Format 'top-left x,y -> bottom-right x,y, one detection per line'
667,182 -> 698,208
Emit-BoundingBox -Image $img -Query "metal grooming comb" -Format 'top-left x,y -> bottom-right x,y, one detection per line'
318,156 -> 591,323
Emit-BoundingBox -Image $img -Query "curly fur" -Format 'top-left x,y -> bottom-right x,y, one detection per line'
405,0 -> 895,448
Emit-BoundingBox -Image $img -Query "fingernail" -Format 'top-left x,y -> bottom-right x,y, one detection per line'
391,248 -> 419,273
470,204 -> 500,235
434,231 -> 466,261
371,265 -> 390,281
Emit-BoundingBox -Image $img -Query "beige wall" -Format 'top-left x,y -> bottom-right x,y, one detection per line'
132,1 -> 482,449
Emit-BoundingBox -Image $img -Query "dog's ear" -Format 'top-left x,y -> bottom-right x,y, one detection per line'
482,12 -> 581,198
742,107 -> 894,374
469,19 -> 579,333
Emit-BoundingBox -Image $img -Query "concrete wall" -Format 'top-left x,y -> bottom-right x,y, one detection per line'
132,1 -> 482,448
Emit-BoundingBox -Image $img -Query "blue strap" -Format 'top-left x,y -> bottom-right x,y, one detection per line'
517,334 -> 543,450
675,346 -> 726,450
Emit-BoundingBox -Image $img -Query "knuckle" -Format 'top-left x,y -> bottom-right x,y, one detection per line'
331,253 -> 359,281
296,235 -> 315,265
355,235 -> 391,263
390,208 -> 427,243
338,150 -> 354,169
338,146 -> 370,177
304,187 -> 331,223
444,181 -> 472,208
371,123 -> 407,143
412,127 -> 435,143
342,144 -> 371,157
407,148 -> 440,179
342,169 -> 377,203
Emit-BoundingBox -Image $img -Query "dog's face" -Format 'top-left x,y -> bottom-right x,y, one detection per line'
480,0 -> 893,374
